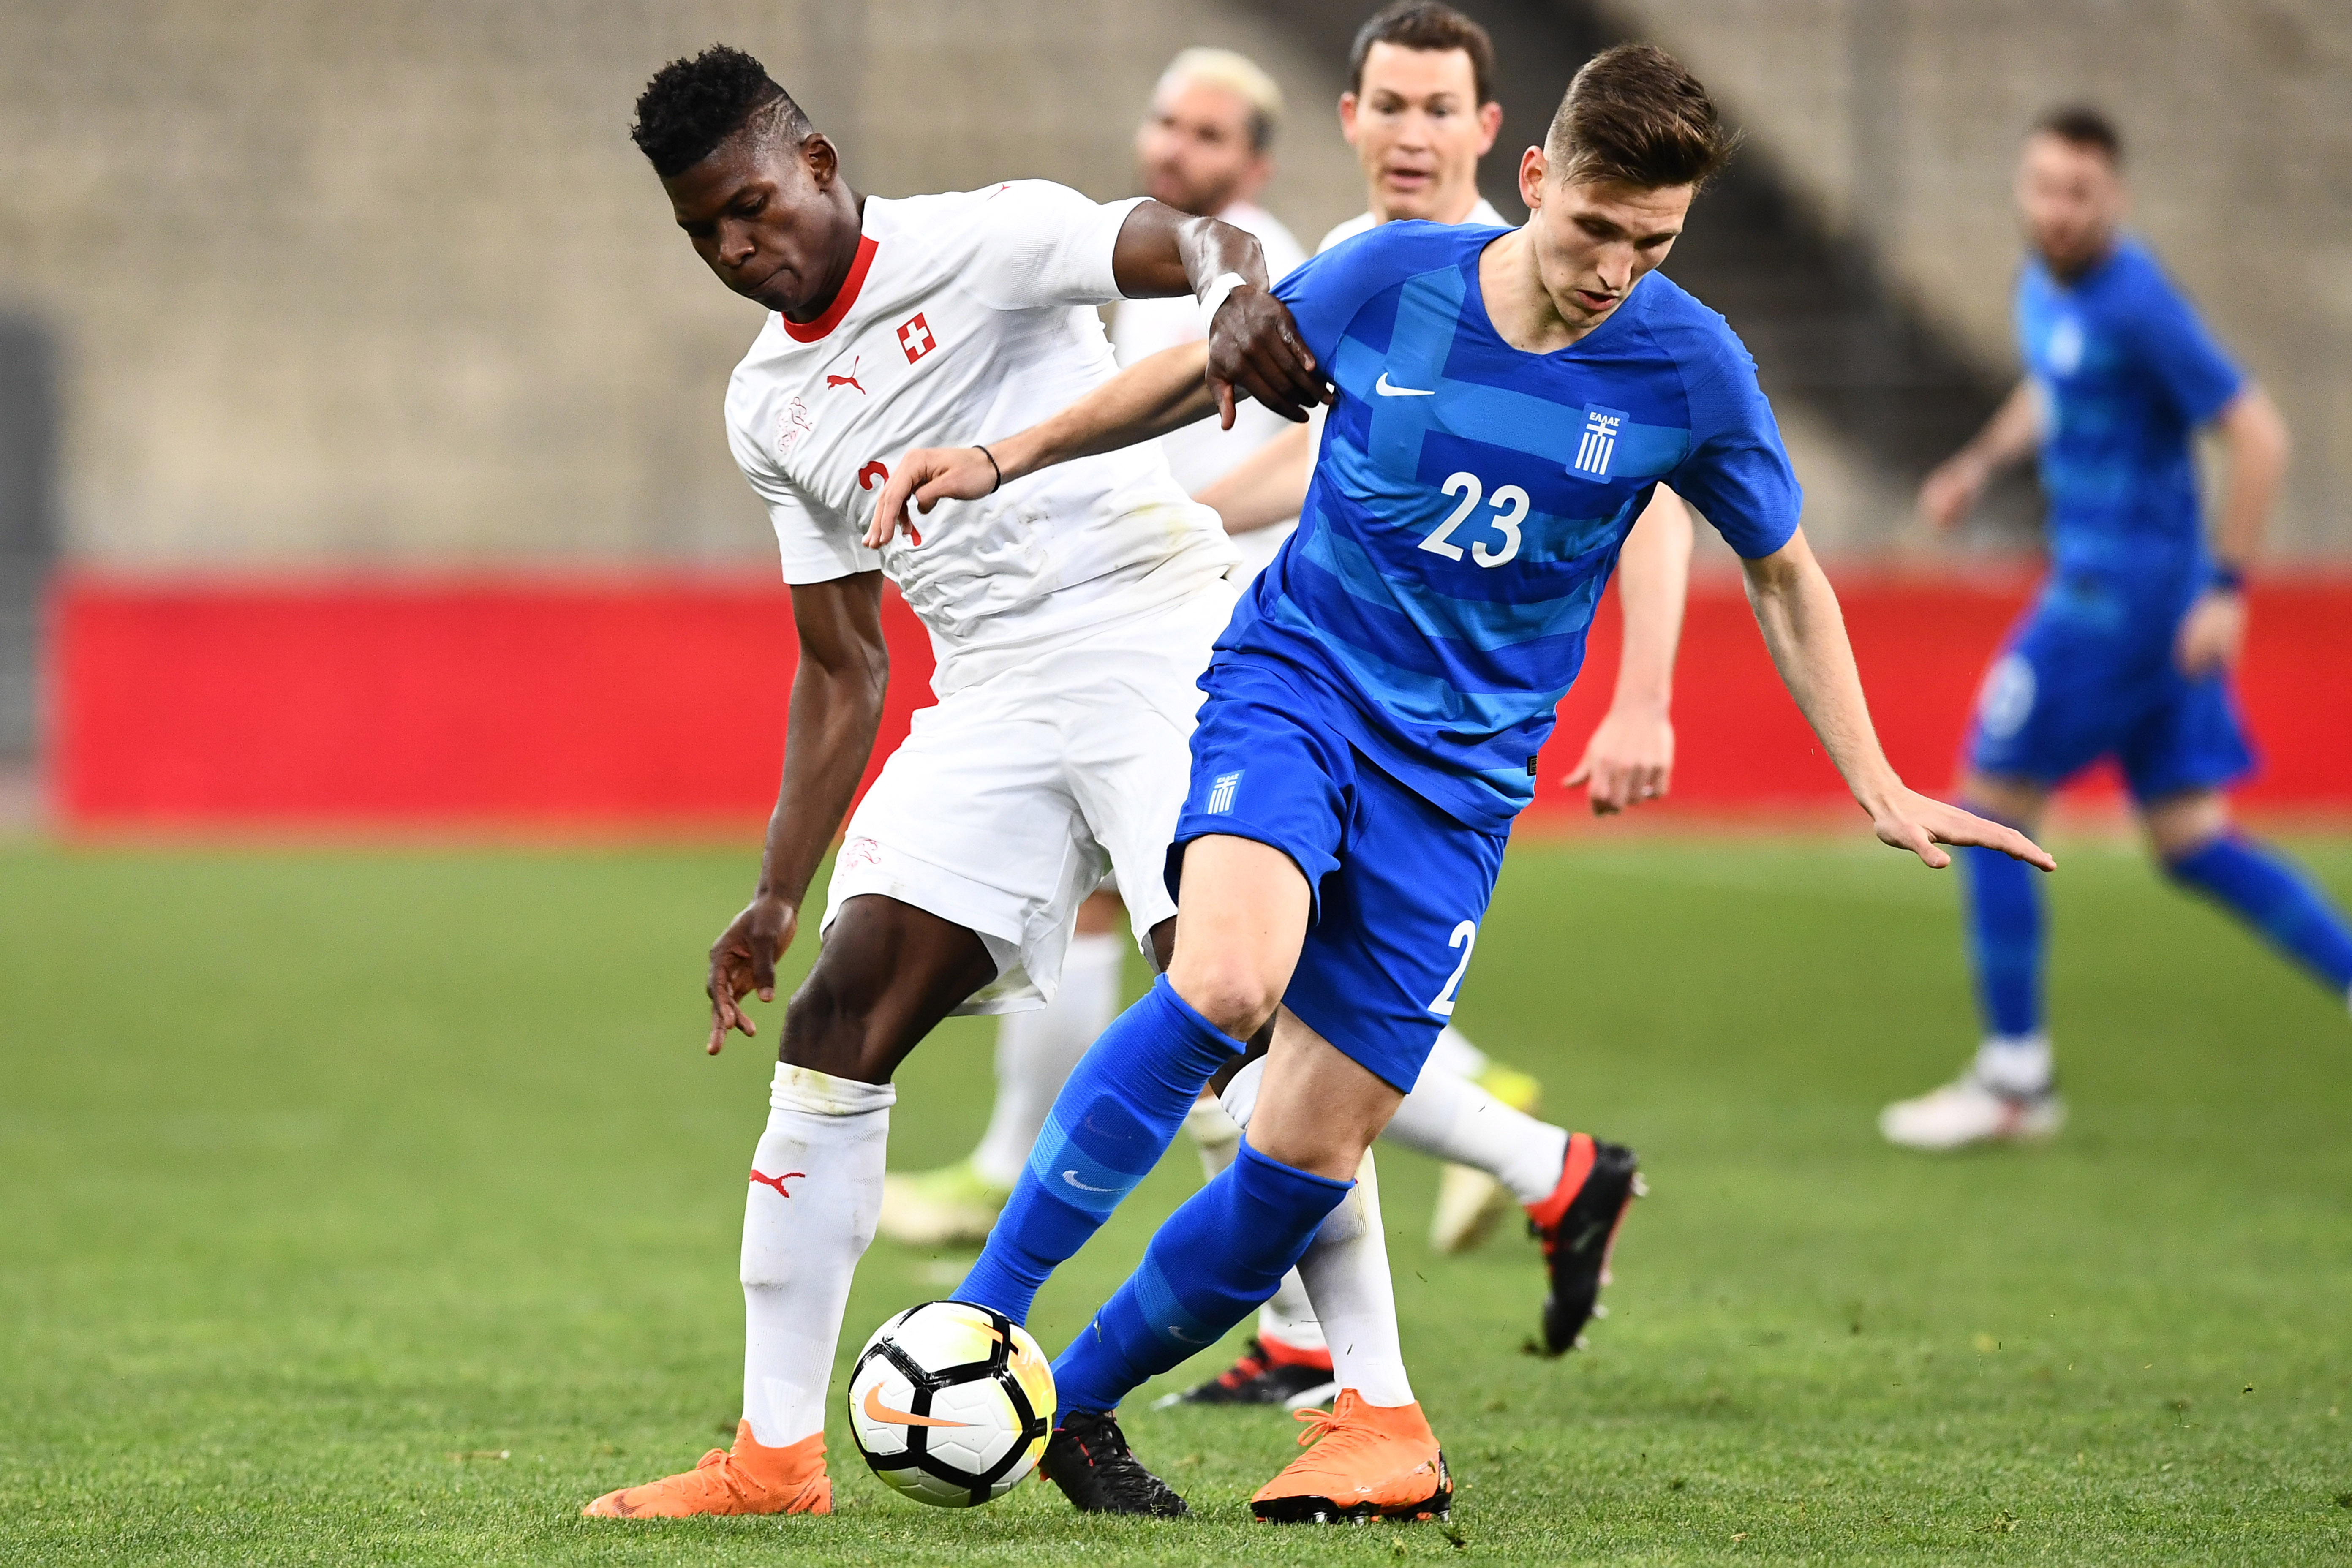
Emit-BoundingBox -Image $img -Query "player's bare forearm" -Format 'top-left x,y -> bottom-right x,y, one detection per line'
2211,385 -> 2289,572
1611,486 -> 1693,716
1197,419 -> 1316,536
1568,486 -> 1692,814
864,347 -> 1220,548
758,642 -> 887,911
1740,531 -> 2055,872
2175,386 -> 2287,676
1004,344 -> 1222,475
708,573 -> 888,1052
1111,201 -> 1328,425
1919,380 -> 2039,529
1111,200 -> 1267,300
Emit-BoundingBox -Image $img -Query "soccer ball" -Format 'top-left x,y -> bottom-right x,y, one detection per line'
846,1300 -> 1055,1506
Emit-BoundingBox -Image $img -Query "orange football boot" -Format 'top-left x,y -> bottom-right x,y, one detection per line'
1250,1390 -> 1451,1523
581,1421 -> 830,1518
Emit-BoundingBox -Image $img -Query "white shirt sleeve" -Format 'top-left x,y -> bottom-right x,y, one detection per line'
726,416 -> 878,585
961,181 -> 1144,312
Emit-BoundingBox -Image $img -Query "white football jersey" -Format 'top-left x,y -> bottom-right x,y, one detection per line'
725,181 -> 1237,694
1108,199 -> 1308,495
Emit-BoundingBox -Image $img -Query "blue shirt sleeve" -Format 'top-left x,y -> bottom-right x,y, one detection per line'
2121,261 -> 2243,427
1270,227 -> 1400,373
1667,331 -> 1804,559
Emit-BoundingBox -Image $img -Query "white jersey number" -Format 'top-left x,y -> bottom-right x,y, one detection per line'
1418,472 -> 1525,568
1426,919 -> 1479,1017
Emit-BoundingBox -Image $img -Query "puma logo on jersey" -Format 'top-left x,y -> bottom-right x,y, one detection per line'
826,357 -> 866,395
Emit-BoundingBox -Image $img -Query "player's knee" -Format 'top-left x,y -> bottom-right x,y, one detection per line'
779,971 -> 894,1084
2145,792 -> 2230,865
1165,953 -> 1281,1040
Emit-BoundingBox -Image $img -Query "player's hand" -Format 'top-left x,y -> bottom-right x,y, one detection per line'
864,446 -> 996,549
1865,787 -> 2055,872
2174,587 -> 2246,678
1204,286 -> 1332,429
1564,704 -> 1674,816
1916,454 -> 1987,531
706,894 -> 796,1055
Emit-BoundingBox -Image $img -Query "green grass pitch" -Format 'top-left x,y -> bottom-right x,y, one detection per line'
4,834 -> 2349,1565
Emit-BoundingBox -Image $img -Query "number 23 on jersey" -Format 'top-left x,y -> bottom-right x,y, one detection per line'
1419,471 -> 1526,568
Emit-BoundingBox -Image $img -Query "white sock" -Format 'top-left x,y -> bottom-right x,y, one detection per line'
1424,1024 -> 1488,1080
1382,1057 -> 1571,1207
1186,1093 -> 1241,1181
969,932 -> 1123,1187
741,1062 -> 896,1448
1295,1149 -> 1413,1406
1974,1032 -> 2053,1097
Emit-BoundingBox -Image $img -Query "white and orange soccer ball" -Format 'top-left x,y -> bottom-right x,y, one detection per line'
846,1300 -> 1056,1506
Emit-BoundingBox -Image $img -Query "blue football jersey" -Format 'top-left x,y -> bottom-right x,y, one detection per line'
1226,221 -> 1802,829
2016,238 -> 2242,604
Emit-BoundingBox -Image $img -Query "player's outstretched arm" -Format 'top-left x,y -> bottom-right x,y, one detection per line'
1109,200 -> 1331,426
1567,485 -> 1694,815
1740,530 -> 2056,873
1918,379 -> 2039,531
705,572 -> 890,1054
866,343 -> 1226,548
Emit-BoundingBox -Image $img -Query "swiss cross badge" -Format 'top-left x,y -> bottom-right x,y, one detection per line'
896,313 -> 936,364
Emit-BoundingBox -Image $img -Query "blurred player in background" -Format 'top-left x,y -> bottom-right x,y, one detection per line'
1881,107 -> 2351,1152
582,44 -> 1327,1520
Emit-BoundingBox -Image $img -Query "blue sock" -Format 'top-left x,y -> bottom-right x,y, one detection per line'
1963,835 -> 2044,1038
956,975 -> 1239,1323
1053,1141 -> 1351,1414
2164,835 -> 2352,995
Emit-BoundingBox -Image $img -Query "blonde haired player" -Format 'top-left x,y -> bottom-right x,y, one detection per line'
581,45 -> 1327,1520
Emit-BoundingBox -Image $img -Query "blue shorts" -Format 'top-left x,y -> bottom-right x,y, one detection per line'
1965,582 -> 2253,803
1164,668 -> 1509,1093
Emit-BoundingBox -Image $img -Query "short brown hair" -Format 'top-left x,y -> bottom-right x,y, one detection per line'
2033,103 -> 2123,166
1349,2 -> 1496,106
1544,44 -> 1738,191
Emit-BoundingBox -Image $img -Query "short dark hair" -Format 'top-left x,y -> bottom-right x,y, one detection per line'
1544,44 -> 1738,191
1348,2 -> 1496,106
631,44 -> 812,179
2032,103 -> 2123,167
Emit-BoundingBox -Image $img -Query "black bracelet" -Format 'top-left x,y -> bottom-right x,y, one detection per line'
2210,563 -> 2247,594
976,444 -> 1003,495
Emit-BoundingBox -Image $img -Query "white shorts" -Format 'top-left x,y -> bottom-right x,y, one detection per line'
821,579 -> 1237,1014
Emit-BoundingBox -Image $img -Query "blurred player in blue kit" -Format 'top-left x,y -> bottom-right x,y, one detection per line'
875,45 -> 2051,1521
1880,107 -> 2352,1152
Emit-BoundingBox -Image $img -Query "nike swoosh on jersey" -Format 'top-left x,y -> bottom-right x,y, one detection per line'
861,1383 -> 972,1429
1375,372 -> 1436,397
1062,1170 -> 1116,1193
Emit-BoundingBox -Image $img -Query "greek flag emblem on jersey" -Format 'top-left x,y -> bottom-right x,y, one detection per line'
1570,406 -> 1629,480
1206,770 -> 1242,814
